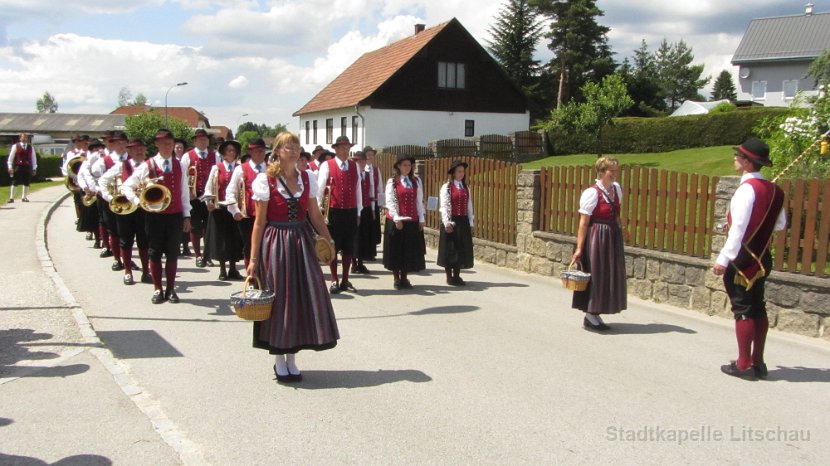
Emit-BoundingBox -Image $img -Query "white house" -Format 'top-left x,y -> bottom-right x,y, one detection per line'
732,4 -> 830,107
293,19 -> 530,150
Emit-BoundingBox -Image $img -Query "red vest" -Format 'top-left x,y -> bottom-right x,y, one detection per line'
591,185 -> 619,222
241,162 -> 259,218
359,171 -> 371,208
121,160 -> 136,183
217,162 -> 235,202
147,158 -> 183,215
326,158 -> 358,209
103,154 -> 116,171
387,177 -> 418,221
266,171 -> 310,222
187,149 -> 217,196
727,178 -> 785,289
449,182 -> 469,217
13,144 -> 33,167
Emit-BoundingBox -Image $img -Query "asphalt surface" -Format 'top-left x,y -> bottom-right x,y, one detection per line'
2,185 -> 829,465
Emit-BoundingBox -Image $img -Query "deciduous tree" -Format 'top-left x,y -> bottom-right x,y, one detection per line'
36,91 -> 58,113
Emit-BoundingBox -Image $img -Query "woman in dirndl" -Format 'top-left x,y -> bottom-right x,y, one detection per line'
437,160 -> 474,286
246,132 -> 338,383
382,154 -> 426,289
204,140 -> 244,281
571,157 -> 627,331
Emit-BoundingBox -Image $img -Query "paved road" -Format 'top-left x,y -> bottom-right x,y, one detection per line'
4,186 -> 830,465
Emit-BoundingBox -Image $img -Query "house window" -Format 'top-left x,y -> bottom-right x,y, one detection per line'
351,116 -> 358,145
783,80 -> 799,100
438,62 -> 466,89
305,121 -> 310,144
751,81 -> 767,100
340,117 -> 347,136
325,118 -> 333,144
313,120 -> 318,144
465,120 -> 475,137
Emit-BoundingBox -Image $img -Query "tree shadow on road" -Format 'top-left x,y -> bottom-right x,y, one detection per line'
288,369 -> 432,390
0,452 -> 112,466
602,323 -> 697,335
0,329 -> 94,379
764,366 -> 830,383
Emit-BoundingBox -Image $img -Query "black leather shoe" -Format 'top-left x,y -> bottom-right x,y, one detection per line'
151,290 -> 165,304
22,197 -> 29,202
394,279 -> 402,290
195,256 -> 206,267
329,282 -> 341,294
140,272 -> 153,284
218,271 -> 228,281
400,278 -> 413,289
354,264 -> 370,274
583,317 -> 609,332
93,239 -> 102,249
86,232 -> 93,240
447,278 -> 456,286
720,361 -> 757,380
111,261 -> 125,271
339,280 -> 357,292
454,277 -> 466,286
753,363 -> 768,379
99,249 -> 113,258
166,290 -> 180,304
7,198 -> 13,203
123,274 -> 134,285
274,365 -> 294,383
227,269 -> 243,280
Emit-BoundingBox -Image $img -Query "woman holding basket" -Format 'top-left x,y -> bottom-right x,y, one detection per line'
571,157 -> 627,331
246,132 -> 338,383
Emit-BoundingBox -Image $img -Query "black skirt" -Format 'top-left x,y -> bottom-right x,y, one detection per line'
205,208 -> 243,262
382,219 -> 425,272
437,215 -> 474,269
77,200 -> 99,233
189,200 -> 209,232
354,206 -> 377,260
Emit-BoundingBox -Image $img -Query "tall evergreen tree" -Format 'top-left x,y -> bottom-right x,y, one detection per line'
620,39 -> 666,116
655,39 -> 710,109
711,70 -> 737,101
530,0 -> 615,107
487,0 -> 543,91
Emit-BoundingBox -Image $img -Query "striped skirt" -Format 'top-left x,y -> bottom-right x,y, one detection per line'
571,220 -> 627,315
252,220 -> 339,355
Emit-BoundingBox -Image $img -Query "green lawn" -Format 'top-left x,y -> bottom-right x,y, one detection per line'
1,179 -> 63,205
523,145 -> 737,177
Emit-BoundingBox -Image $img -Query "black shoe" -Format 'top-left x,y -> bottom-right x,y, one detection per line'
93,239 -> 102,249
195,256 -> 206,267
338,280 -> 357,292
86,232 -> 93,240
400,278 -> 413,289
166,290 -> 180,304
99,249 -> 113,258
111,261 -> 125,271
181,247 -> 192,256
206,260 -> 215,267
274,365 -> 295,383
583,316 -> 609,332
354,264 -> 370,274
227,269 -> 243,280
151,290 -> 165,304
7,198 -> 13,204
394,279 -> 402,290
123,274 -> 135,285
447,277 -> 456,286
329,282 -> 341,294
218,271 -> 228,281
753,363 -> 768,379
720,361 -> 757,380
21,198 -> 29,202
454,276 -> 466,286
140,272 -> 153,284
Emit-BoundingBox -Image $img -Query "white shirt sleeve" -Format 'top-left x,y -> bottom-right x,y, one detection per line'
468,188 -> 474,228
716,183 -> 755,267
316,160 -> 330,206
6,145 -> 15,170
226,166 -> 243,216
439,182 -> 452,227
122,162 -> 149,207
79,157 -> 98,192
376,166 -> 385,207
415,176 -> 425,223
578,187 -> 599,215
251,173 -> 270,201
306,169 -> 319,201
31,148 -> 37,171
775,205 -> 787,232
177,159 -> 191,217
385,178 -> 398,220
354,163 -> 362,218
98,163 -> 122,202
203,165 -> 219,200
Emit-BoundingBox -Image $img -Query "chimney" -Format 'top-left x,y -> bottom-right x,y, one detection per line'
806,3 -> 814,15
414,24 -> 426,35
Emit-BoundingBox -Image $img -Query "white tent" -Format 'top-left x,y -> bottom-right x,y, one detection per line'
670,100 -> 729,117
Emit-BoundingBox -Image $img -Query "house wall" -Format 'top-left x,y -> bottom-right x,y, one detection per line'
296,108 -> 365,150
736,61 -> 819,107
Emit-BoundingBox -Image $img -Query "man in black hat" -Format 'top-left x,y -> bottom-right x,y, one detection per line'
226,138 -> 268,271
713,137 -> 787,380
316,135 -> 362,293
181,128 -> 219,267
6,133 -> 37,203
363,146 -> 384,254
309,145 -> 325,171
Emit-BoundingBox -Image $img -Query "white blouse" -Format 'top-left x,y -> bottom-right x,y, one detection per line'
439,181 -> 475,228
578,181 -> 623,216
251,168 -> 310,202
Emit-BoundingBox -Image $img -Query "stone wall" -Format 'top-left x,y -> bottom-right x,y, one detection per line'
423,169 -> 830,340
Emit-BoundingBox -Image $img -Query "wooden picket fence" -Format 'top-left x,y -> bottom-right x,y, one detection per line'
773,179 -> 830,277
423,157 -> 522,246
513,130 -> 544,155
538,166 -> 719,258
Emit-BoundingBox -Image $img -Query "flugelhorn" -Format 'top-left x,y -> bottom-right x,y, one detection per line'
139,177 -> 173,213
187,165 -> 198,199
109,179 -> 137,215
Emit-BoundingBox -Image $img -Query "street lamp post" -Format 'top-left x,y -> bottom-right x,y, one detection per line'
164,82 -> 188,127
235,113 -> 249,138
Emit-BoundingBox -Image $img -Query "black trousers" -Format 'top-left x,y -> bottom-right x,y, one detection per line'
723,253 -> 772,320
189,199 -> 208,233
117,209 -> 148,250
12,166 -> 32,186
237,217 -> 255,262
328,207 -> 358,256
145,212 -> 184,261
96,197 -> 117,235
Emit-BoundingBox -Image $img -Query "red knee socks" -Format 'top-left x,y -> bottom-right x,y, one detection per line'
110,234 -> 121,261
330,260 -> 339,283
342,255 -> 352,282
138,249 -> 149,274
150,260 -> 163,290
99,225 -> 110,249
121,247 -> 132,274
190,232 -> 202,257
752,316 -> 769,366
165,258 -> 177,291
735,319 -> 755,370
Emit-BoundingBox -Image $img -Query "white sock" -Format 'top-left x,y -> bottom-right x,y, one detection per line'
595,314 -> 605,325
22,186 -> 29,198
9,185 -> 14,199
585,313 -> 601,325
274,355 -> 288,376
286,353 -> 300,375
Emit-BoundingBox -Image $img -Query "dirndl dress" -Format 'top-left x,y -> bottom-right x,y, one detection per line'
77,198 -> 99,233
382,176 -> 426,272
436,182 -> 474,269
354,205 -> 376,260
572,184 -> 627,315
251,171 -> 339,355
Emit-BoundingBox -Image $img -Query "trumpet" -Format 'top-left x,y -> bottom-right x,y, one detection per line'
236,176 -> 248,218
139,177 -> 173,213
187,165 -> 197,199
64,156 -> 84,192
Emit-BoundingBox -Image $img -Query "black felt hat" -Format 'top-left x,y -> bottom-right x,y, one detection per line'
447,160 -> 468,175
394,153 -> 415,167
734,137 -> 773,167
219,140 -> 242,156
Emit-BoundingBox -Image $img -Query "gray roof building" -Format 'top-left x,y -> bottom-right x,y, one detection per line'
0,113 -> 126,138
732,10 -> 830,64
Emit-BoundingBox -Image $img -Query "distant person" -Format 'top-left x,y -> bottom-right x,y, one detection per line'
438,160 -> 474,286
203,140 -> 244,280
713,138 -> 786,380
308,145 -> 325,171
181,129 -> 220,268
382,154 -> 426,289
6,133 -> 37,203
571,157 -> 627,331
351,150 -> 374,274
363,146 -> 383,261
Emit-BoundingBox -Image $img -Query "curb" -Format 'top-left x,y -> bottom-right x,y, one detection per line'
37,192 -> 208,466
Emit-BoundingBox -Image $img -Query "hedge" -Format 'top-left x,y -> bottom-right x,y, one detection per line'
548,107 -> 793,154
0,153 -> 64,186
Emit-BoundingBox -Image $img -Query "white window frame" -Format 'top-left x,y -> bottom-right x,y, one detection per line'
751,81 -> 767,101
438,62 -> 466,89
783,80 -> 799,100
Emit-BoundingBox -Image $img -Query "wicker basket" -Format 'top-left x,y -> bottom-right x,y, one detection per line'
560,261 -> 591,291
230,277 -> 275,321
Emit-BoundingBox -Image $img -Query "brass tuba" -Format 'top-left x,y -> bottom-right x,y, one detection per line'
139,177 -> 173,213
64,156 -> 84,192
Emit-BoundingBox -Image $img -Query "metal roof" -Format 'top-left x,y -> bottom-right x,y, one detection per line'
732,12 -> 830,64
0,113 -> 126,133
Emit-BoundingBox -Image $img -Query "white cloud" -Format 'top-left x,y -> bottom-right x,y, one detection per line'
228,75 -> 249,89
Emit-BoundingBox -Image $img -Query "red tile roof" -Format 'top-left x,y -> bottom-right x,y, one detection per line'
294,20 -> 452,116
111,106 -> 211,127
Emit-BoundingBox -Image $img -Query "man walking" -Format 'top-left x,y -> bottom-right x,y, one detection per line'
7,133 -> 37,203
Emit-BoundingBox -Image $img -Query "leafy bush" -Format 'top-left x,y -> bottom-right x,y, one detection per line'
709,102 -> 737,113
0,153 -> 63,186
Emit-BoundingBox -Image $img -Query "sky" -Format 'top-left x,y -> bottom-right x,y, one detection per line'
0,0 -> 817,132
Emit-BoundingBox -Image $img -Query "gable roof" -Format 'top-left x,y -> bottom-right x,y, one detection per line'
111,105 -> 211,127
0,112 -> 126,134
732,11 -> 830,64
293,20 -> 453,116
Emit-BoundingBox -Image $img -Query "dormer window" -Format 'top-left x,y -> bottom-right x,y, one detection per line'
438,62 -> 466,89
